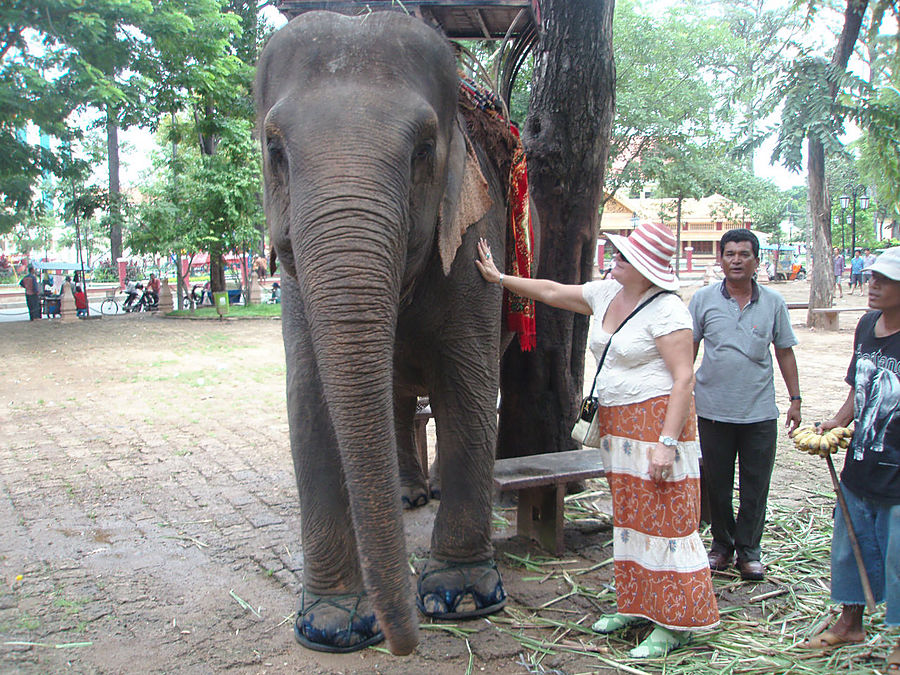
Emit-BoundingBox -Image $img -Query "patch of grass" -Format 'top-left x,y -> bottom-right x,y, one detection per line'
53,594 -> 89,614
173,449 -> 191,457
168,303 -> 281,320
19,615 -> 40,630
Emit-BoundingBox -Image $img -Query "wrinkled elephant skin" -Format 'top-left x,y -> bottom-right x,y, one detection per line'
256,11 -> 515,656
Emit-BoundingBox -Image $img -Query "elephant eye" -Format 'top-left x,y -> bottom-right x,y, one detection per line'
266,135 -> 289,186
411,140 -> 435,184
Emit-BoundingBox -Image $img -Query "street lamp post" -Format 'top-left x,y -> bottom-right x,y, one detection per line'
839,205 -> 846,253
841,185 -> 870,254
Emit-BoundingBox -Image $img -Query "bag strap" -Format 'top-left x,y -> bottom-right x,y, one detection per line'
585,290 -> 674,399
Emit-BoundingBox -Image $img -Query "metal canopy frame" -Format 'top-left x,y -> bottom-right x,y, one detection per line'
274,1 -> 540,107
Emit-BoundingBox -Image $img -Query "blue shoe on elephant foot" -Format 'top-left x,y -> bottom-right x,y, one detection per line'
401,492 -> 429,509
294,589 -> 384,653
416,558 -> 506,620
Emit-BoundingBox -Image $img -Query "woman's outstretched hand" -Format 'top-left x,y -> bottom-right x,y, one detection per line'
475,238 -> 502,284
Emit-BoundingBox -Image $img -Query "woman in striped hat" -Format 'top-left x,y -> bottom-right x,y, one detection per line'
476,221 -> 718,658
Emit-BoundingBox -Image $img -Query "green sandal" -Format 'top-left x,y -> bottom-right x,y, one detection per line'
629,626 -> 690,658
591,613 -> 648,634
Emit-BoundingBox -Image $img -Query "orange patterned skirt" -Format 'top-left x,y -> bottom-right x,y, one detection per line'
595,395 -> 719,630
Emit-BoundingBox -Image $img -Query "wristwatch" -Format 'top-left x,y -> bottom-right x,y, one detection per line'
659,435 -> 678,448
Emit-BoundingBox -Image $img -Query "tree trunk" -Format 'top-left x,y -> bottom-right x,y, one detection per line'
497,0 -> 616,459
807,138 -> 833,326
107,110 -> 122,262
807,0 -> 868,327
209,246 -> 226,294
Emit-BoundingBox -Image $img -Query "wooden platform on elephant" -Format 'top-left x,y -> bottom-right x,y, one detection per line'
493,448 -> 606,556
276,1 -> 540,39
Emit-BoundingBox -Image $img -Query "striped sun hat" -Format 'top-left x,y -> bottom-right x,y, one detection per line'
606,222 -> 679,290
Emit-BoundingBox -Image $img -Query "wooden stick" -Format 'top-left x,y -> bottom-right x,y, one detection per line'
825,453 -> 877,612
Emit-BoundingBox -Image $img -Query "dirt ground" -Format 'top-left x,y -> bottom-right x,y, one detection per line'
0,280 -> 872,674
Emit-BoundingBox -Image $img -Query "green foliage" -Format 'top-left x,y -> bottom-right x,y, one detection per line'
604,0 -> 803,228
0,1 -> 87,232
130,116 -> 262,258
770,58 -> 848,171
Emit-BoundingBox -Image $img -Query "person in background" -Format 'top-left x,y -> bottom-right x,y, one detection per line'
850,250 -> 865,295
19,264 -> 41,321
146,273 -> 161,305
690,229 -> 801,582
123,279 -> 141,309
41,272 -> 54,296
255,254 -> 268,283
863,248 -> 877,286
807,246 -> 900,673
270,281 -> 281,304
476,222 -> 719,658
73,284 -> 88,317
833,247 -> 845,299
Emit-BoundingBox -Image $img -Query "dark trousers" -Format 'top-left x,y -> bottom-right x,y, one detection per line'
25,294 -> 40,320
697,417 -> 777,562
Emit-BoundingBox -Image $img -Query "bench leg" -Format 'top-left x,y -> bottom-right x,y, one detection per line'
823,311 -> 839,331
516,484 -> 565,556
414,417 -> 429,481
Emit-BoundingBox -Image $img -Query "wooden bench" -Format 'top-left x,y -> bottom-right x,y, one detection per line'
810,306 -> 869,331
786,302 -> 808,310
493,448 -> 606,555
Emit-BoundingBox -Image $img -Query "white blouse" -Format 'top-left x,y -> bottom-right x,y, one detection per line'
582,279 -> 692,406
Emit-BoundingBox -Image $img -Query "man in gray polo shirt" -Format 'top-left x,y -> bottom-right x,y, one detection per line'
689,229 -> 802,581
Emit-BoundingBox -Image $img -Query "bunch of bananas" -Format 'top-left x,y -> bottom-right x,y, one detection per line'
792,425 -> 853,457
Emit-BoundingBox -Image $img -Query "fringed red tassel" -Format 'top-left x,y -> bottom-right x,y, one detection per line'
505,125 -> 536,352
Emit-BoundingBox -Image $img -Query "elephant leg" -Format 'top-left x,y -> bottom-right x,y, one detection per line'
428,450 -> 441,501
280,273 -> 383,652
416,359 -> 505,619
395,394 -> 429,509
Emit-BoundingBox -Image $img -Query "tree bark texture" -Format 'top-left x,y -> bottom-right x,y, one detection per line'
806,0 -> 868,328
106,111 -> 122,262
497,0 -> 616,459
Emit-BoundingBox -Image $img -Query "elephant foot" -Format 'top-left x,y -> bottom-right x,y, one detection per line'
416,558 -> 506,620
294,588 -> 384,653
400,483 -> 429,510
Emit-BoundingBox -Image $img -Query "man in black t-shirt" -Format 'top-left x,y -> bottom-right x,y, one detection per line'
809,247 -> 900,672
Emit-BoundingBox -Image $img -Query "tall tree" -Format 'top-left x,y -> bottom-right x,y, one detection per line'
497,0 -> 616,459
63,0 -> 153,262
807,0 -> 868,326
140,0 -> 253,292
0,1 -> 88,233
769,1 -> 871,325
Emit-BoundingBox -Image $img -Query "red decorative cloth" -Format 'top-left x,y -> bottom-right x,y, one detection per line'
457,77 -> 536,351
505,125 -> 536,351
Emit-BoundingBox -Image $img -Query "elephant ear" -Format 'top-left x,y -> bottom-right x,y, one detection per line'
438,116 -> 493,276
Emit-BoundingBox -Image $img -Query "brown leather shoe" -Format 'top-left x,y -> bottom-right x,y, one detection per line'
708,550 -> 733,571
738,559 -> 765,581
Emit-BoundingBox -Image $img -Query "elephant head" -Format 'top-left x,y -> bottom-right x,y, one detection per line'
256,11 -> 493,655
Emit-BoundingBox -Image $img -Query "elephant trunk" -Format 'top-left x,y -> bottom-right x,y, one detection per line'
295,206 -> 417,655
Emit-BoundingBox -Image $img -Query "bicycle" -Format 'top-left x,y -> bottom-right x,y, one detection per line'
100,290 -> 120,316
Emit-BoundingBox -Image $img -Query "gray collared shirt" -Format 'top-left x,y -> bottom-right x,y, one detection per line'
689,280 -> 798,423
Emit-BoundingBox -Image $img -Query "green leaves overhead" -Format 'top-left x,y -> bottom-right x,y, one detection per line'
770,58 -> 849,172
608,0 -> 801,216
129,117 -> 262,258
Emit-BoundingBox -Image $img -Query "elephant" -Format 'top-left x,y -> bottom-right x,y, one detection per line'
256,10 -> 536,656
